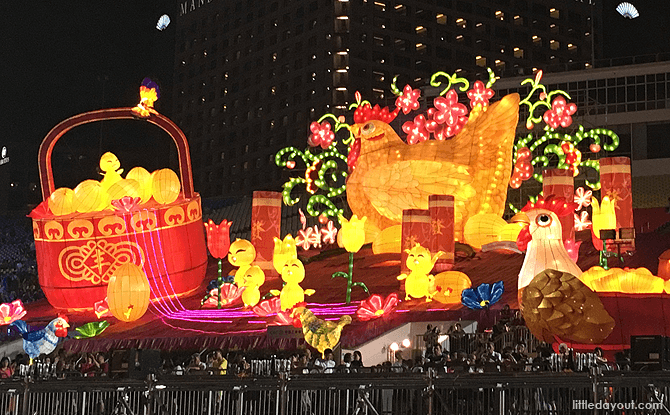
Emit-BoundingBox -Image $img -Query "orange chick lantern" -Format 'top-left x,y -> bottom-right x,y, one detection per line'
107,263 -> 151,322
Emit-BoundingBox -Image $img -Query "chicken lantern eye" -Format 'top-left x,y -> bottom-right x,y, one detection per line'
362,122 -> 375,134
536,214 -> 552,227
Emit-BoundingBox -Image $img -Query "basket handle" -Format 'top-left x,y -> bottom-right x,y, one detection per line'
38,108 -> 194,200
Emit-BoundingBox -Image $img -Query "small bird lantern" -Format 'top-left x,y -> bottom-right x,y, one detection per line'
107,263 -> 151,322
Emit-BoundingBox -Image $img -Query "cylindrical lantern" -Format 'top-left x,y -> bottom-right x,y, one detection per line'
251,191 -> 282,276
107,263 -> 151,322
429,195 -> 454,271
659,249 -> 670,280
542,168 -> 574,242
401,209 -> 432,274
600,157 -> 634,251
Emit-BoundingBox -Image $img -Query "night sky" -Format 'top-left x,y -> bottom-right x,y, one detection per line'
1,0 -> 668,210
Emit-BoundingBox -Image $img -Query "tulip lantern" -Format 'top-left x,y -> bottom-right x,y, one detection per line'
204,219 -> 232,308
591,196 -> 618,268
332,215 -> 369,303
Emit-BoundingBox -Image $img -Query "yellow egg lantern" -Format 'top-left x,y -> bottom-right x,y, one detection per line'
72,180 -> 105,213
431,271 -> 472,304
581,266 -> 666,294
48,187 -> 75,216
463,214 -> 507,249
151,168 -> 181,204
126,167 -> 153,204
107,263 -> 151,322
106,178 -> 142,204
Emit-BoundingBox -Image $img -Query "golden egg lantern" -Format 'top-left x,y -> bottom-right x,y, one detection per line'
126,167 -> 153,204
463,213 -> 507,249
106,178 -> 142,204
151,168 -> 181,204
431,271 -> 472,304
48,188 -> 75,216
72,180 -> 106,213
107,263 -> 151,322
581,266 -> 666,294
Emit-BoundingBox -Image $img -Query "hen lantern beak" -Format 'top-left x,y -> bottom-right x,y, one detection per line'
349,124 -> 361,138
510,212 -> 530,226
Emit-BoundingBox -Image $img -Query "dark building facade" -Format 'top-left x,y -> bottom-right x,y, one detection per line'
172,0 -> 601,198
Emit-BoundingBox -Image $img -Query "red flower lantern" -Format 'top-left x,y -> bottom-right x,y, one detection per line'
543,96 -> 577,129
202,283 -> 244,308
0,300 -> 26,326
466,80 -> 495,107
356,293 -> 399,321
307,121 -> 336,149
395,84 -> 421,114
271,309 -> 302,327
402,114 -> 430,144
253,297 -> 282,317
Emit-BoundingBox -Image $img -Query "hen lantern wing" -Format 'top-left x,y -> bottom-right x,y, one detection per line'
362,160 -> 475,223
521,269 -> 615,344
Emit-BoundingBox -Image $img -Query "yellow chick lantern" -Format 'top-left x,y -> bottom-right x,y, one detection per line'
99,152 -> 124,193
234,265 -> 266,307
293,306 -> 352,354
273,235 -> 298,274
271,258 -> 315,310
228,239 -> 257,278
397,243 -> 443,301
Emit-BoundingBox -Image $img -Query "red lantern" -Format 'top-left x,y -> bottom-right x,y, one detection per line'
204,219 -> 232,259
659,249 -> 670,280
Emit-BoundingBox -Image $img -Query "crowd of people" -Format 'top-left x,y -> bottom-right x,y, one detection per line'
0,216 -> 44,308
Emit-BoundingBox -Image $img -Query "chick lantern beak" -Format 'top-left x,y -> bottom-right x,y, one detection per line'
510,212 -> 530,225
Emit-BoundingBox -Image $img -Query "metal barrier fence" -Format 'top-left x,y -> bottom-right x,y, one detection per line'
2,371 -> 670,415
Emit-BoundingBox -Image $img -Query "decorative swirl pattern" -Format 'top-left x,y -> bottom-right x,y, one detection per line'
58,240 -> 144,285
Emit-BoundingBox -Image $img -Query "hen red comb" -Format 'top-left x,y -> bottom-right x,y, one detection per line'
353,103 -> 400,124
57,313 -> 69,322
521,195 -> 577,217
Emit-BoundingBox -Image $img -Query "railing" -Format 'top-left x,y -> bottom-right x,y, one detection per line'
2,371 -> 670,415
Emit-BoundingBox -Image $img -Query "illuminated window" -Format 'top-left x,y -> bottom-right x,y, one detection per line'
415,25 -> 427,35
495,59 -> 505,70
436,13 -> 447,24
532,35 -> 541,45
513,47 -> 524,58
568,43 -> 577,51
476,55 -> 487,67
456,34 -> 464,42
394,38 -> 407,51
374,36 -> 384,46
549,8 -> 559,19
455,18 -> 466,28
373,71 -> 385,82
550,39 -> 559,50
495,10 -> 504,21
272,52 -> 277,61
550,23 -> 558,34
271,86 -> 276,95
416,43 -> 427,53
475,22 -> 485,33
395,4 -> 406,14
374,1 -> 386,12
514,15 -> 523,25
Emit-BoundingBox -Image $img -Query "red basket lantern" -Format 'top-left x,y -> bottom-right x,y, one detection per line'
31,108 -> 207,310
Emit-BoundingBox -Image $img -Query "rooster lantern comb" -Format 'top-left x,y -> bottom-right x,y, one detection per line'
353,102 -> 400,124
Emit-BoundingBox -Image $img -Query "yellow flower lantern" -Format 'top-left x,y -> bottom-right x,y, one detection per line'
339,215 -> 366,253
48,187 -> 75,216
591,196 -> 616,238
126,167 -> 153,204
151,168 -> 181,204
107,263 -> 151,322
107,178 -> 142,204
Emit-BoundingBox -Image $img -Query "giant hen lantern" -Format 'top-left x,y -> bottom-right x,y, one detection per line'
30,80 -> 207,310
276,70 -> 520,251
